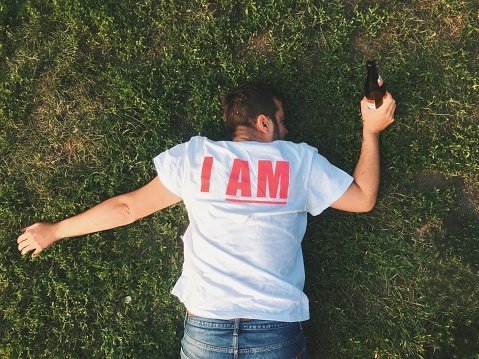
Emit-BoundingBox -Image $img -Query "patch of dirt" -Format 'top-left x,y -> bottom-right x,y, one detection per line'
241,31 -> 272,57
411,171 -> 450,190
47,136 -> 96,166
409,0 -> 468,42
410,171 -> 479,235
416,220 -> 442,237
441,15 -> 464,40
461,179 -> 479,214
411,0 -> 443,12
350,28 -> 400,64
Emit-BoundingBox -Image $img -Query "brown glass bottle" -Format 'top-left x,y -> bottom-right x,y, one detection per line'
364,60 -> 386,109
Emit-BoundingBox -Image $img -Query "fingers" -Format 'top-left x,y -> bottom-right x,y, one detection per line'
385,92 -> 395,106
361,92 -> 395,107
18,237 -> 36,253
385,95 -> 397,120
21,244 -> 36,256
18,239 -> 43,257
17,230 -> 43,257
18,223 -> 35,243
384,91 -> 394,101
18,239 -> 30,252
17,232 -> 29,244
384,93 -> 396,114
17,224 -> 45,258
20,240 -> 40,256
360,93 -> 396,119
360,97 -> 371,111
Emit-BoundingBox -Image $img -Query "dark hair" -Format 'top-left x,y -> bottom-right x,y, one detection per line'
220,82 -> 281,139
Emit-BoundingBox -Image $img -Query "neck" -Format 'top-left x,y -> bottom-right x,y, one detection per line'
233,127 -> 270,142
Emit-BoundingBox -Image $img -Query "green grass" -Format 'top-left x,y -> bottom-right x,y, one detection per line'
1,0 -> 478,357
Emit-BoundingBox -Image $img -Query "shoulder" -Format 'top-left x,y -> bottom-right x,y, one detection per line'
167,136 -> 208,153
275,140 -> 319,155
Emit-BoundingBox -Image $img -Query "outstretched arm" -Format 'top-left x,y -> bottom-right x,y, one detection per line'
17,176 -> 181,257
331,92 -> 396,212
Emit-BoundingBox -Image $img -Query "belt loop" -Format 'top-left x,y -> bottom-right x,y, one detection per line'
183,311 -> 188,328
233,318 -> 240,358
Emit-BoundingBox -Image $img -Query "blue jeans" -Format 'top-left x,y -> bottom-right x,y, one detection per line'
181,315 -> 308,358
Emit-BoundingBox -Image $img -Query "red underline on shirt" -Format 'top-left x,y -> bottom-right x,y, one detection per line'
225,198 -> 287,205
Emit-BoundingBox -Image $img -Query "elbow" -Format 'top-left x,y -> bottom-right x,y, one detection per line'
352,190 -> 377,212
360,196 -> 377,213
361,203 -> 375,213
120,200 -> 137,225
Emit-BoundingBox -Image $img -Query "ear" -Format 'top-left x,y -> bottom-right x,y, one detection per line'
255,114 -> 273,134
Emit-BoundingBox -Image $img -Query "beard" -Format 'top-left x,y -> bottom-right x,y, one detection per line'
272,119 -> 281,140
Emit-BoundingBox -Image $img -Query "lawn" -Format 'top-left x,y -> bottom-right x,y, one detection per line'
1,0 -> 478,358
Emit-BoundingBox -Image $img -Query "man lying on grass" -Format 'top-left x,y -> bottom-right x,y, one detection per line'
17,82 -> 395,358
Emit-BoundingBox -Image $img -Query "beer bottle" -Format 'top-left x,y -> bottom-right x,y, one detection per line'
364,60 -> 386,109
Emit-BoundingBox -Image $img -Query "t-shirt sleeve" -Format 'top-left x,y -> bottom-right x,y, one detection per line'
153,142 -> 189,197
306,153 -> 353,216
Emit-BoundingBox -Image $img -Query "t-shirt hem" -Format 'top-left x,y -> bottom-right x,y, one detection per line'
309,175 -> 354,216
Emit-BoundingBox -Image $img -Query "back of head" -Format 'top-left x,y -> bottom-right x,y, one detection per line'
221,82 -> 281,139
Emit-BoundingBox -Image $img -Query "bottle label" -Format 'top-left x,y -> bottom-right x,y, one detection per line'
366,99 -> 377,110
377,75 -> 383,87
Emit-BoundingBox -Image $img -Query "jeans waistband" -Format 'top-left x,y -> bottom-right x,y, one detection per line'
187,311 -> 251,322
184,313 -> 302,330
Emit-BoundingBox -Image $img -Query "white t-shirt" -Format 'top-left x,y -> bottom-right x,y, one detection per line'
153,136 -> 353,322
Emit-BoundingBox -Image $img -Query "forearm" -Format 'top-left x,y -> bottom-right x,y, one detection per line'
352,130 -> 381,210
52,195 -> 135,242
18,176 -> 181,257
319,94 -> 394,213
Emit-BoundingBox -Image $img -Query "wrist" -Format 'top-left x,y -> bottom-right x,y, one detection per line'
51,222 -> 66,242
362,129 -> 380,140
